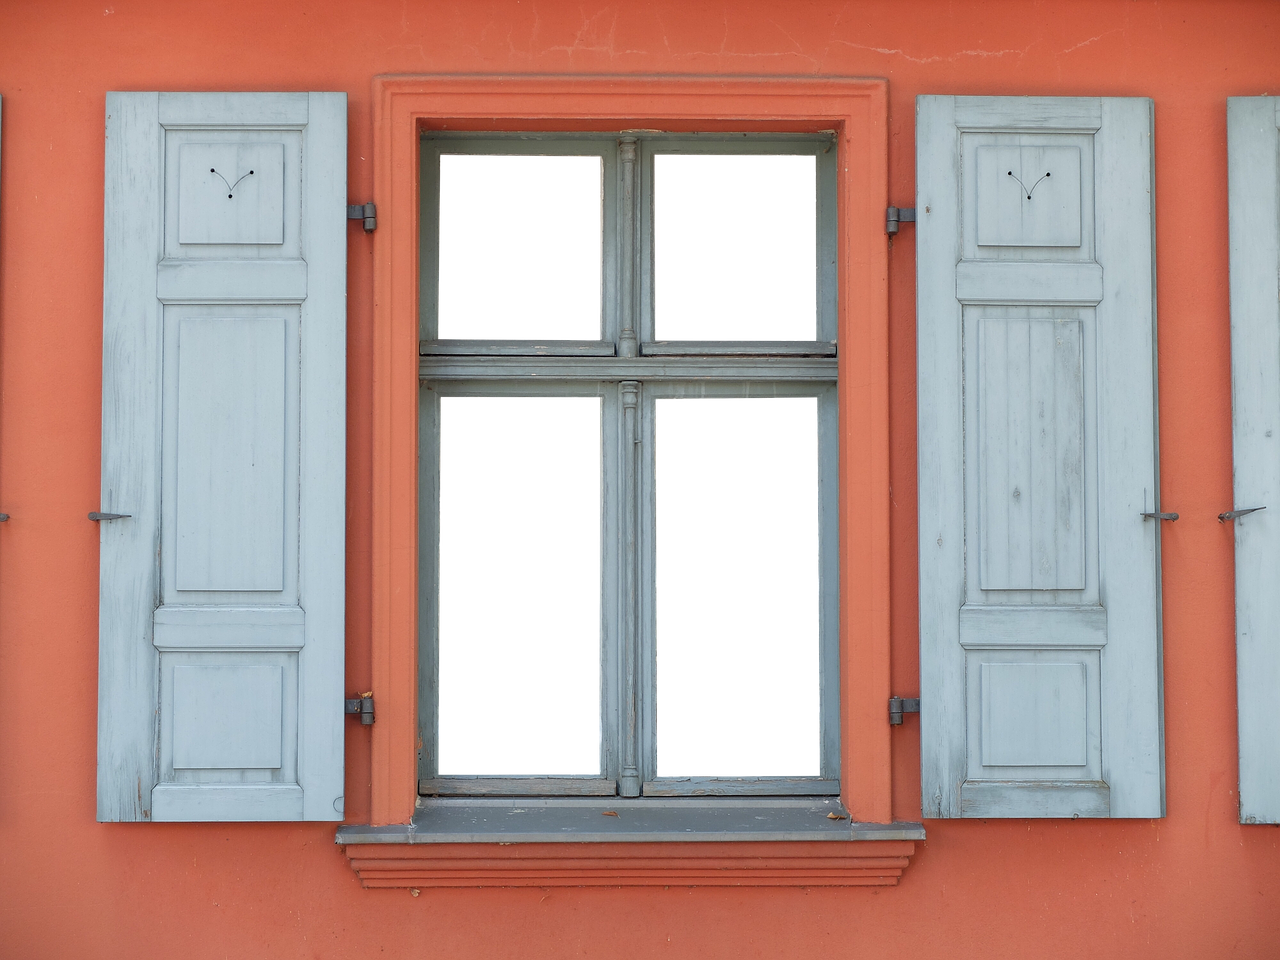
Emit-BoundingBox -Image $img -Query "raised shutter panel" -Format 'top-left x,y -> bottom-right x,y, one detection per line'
917,96 -> 1164,819
1228,97 -> 1280,824
97,92 -> 347,822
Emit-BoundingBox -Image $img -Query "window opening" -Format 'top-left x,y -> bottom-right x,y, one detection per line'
437,154 -> 604,340
654,395 -> 821,778
437,395 -> 603,776
653,153 -> 818,341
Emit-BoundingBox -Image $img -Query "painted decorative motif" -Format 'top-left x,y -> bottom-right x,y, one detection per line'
177,141 -> 286,244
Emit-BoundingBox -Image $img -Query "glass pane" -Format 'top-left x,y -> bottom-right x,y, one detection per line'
654,154 -> 817,341
437,396 -> 602,775
655,397 -> 821,777
437,154 -> 603,340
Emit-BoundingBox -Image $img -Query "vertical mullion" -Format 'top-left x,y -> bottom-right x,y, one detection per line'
600,386 -> 621,784
817,139 -> 839,346
618,137 -> 639,358
619,380 -> 642,795
639,389 -> 657,784
418,142 -> 441,341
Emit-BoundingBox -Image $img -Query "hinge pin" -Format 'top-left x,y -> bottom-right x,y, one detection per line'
347,202 -> 376,232
889,696 -> 920,725
345,693 -> 375,724
886,206 -> 916,235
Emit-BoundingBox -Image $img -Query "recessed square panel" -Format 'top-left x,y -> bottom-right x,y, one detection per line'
178,142 -> 286,244
172,664 -> 283,769
976,145 -> 1082,247
654,154 -> 817,341
437,155 -> 603,340
981,661 -> 1087,767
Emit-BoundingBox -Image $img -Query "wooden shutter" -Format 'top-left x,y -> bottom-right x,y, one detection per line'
1228,97 -> 1280,824
917,96 -> 1164,818
97,93 -> 347,821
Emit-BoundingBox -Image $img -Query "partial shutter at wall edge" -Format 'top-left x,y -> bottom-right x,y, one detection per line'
1228,96 -> 1280,825
97,92 -> 347,822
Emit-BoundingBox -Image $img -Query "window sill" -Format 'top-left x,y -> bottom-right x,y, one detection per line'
336,798 -> 924,887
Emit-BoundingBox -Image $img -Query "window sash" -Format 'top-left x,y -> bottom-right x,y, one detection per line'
639,381 -> 841,796
419,137 -> 620,347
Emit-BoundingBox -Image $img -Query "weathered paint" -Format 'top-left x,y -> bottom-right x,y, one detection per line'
0,0 -> 1277,955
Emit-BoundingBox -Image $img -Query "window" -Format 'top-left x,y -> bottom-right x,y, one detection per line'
417,133 -> 841,801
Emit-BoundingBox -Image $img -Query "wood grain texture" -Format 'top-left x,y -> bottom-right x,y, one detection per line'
98,91 -> 164,821
918,95 -> 1162,819
1228,97 -> 1280,824
98,92 -> 346,823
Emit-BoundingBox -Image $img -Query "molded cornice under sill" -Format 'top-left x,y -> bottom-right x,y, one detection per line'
339,838 -> 921,888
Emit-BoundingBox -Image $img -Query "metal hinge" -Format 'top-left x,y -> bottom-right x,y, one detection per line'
347,202 -> 376,232
1141,511 -> 1179,522
89,511 -> 130,521
345,693 -> 375,724
889,696 -> 920,725
886,206 -> 916,235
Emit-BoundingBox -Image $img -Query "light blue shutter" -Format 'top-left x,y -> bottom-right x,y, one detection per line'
97,92 -> 347,821
1228,97 -> 1280,824
917,96 -> 1164,818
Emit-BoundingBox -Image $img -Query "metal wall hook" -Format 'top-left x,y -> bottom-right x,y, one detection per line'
1220,506 -> 1266,523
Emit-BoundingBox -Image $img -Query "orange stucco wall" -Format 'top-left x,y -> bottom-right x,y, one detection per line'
1,0 -> 1278,955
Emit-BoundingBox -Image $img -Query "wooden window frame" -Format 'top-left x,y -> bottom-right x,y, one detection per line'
348,75 -> 915,886
417,131 -> 841,800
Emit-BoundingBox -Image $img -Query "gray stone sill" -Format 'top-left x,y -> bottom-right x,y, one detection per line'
335,797 -> 926,844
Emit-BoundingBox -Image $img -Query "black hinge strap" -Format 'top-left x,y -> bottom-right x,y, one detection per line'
89,511 -> 131,521
886,206 -> 916,235
888,696 -> 920,725
345,693 -> 375,725
347,202 -> 376,232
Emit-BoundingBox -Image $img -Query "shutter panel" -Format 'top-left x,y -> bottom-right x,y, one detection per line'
917,96 -> 1164,819
1228,97 -> 1280,824
97,93 -> 347,821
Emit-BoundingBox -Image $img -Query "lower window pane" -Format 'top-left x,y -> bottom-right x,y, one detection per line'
655,397 -> 821,778
437,396 -> 602,776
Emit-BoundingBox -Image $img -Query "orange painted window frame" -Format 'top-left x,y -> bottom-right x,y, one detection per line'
368,74 -> 891,828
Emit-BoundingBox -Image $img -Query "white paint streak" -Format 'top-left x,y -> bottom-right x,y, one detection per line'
828,39 -> 1030,63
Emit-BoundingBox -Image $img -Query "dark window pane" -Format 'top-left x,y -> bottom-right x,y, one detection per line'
660,399 -> 819,773
440,399 -> 599,773
440,154 -> 599,337
655,156 -> 814,340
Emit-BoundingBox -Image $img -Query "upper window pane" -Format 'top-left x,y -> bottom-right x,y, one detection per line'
437,154 -> 603,340
654,154 -> 817,341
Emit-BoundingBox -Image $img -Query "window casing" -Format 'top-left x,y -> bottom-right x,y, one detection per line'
417,132 -> 841,801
